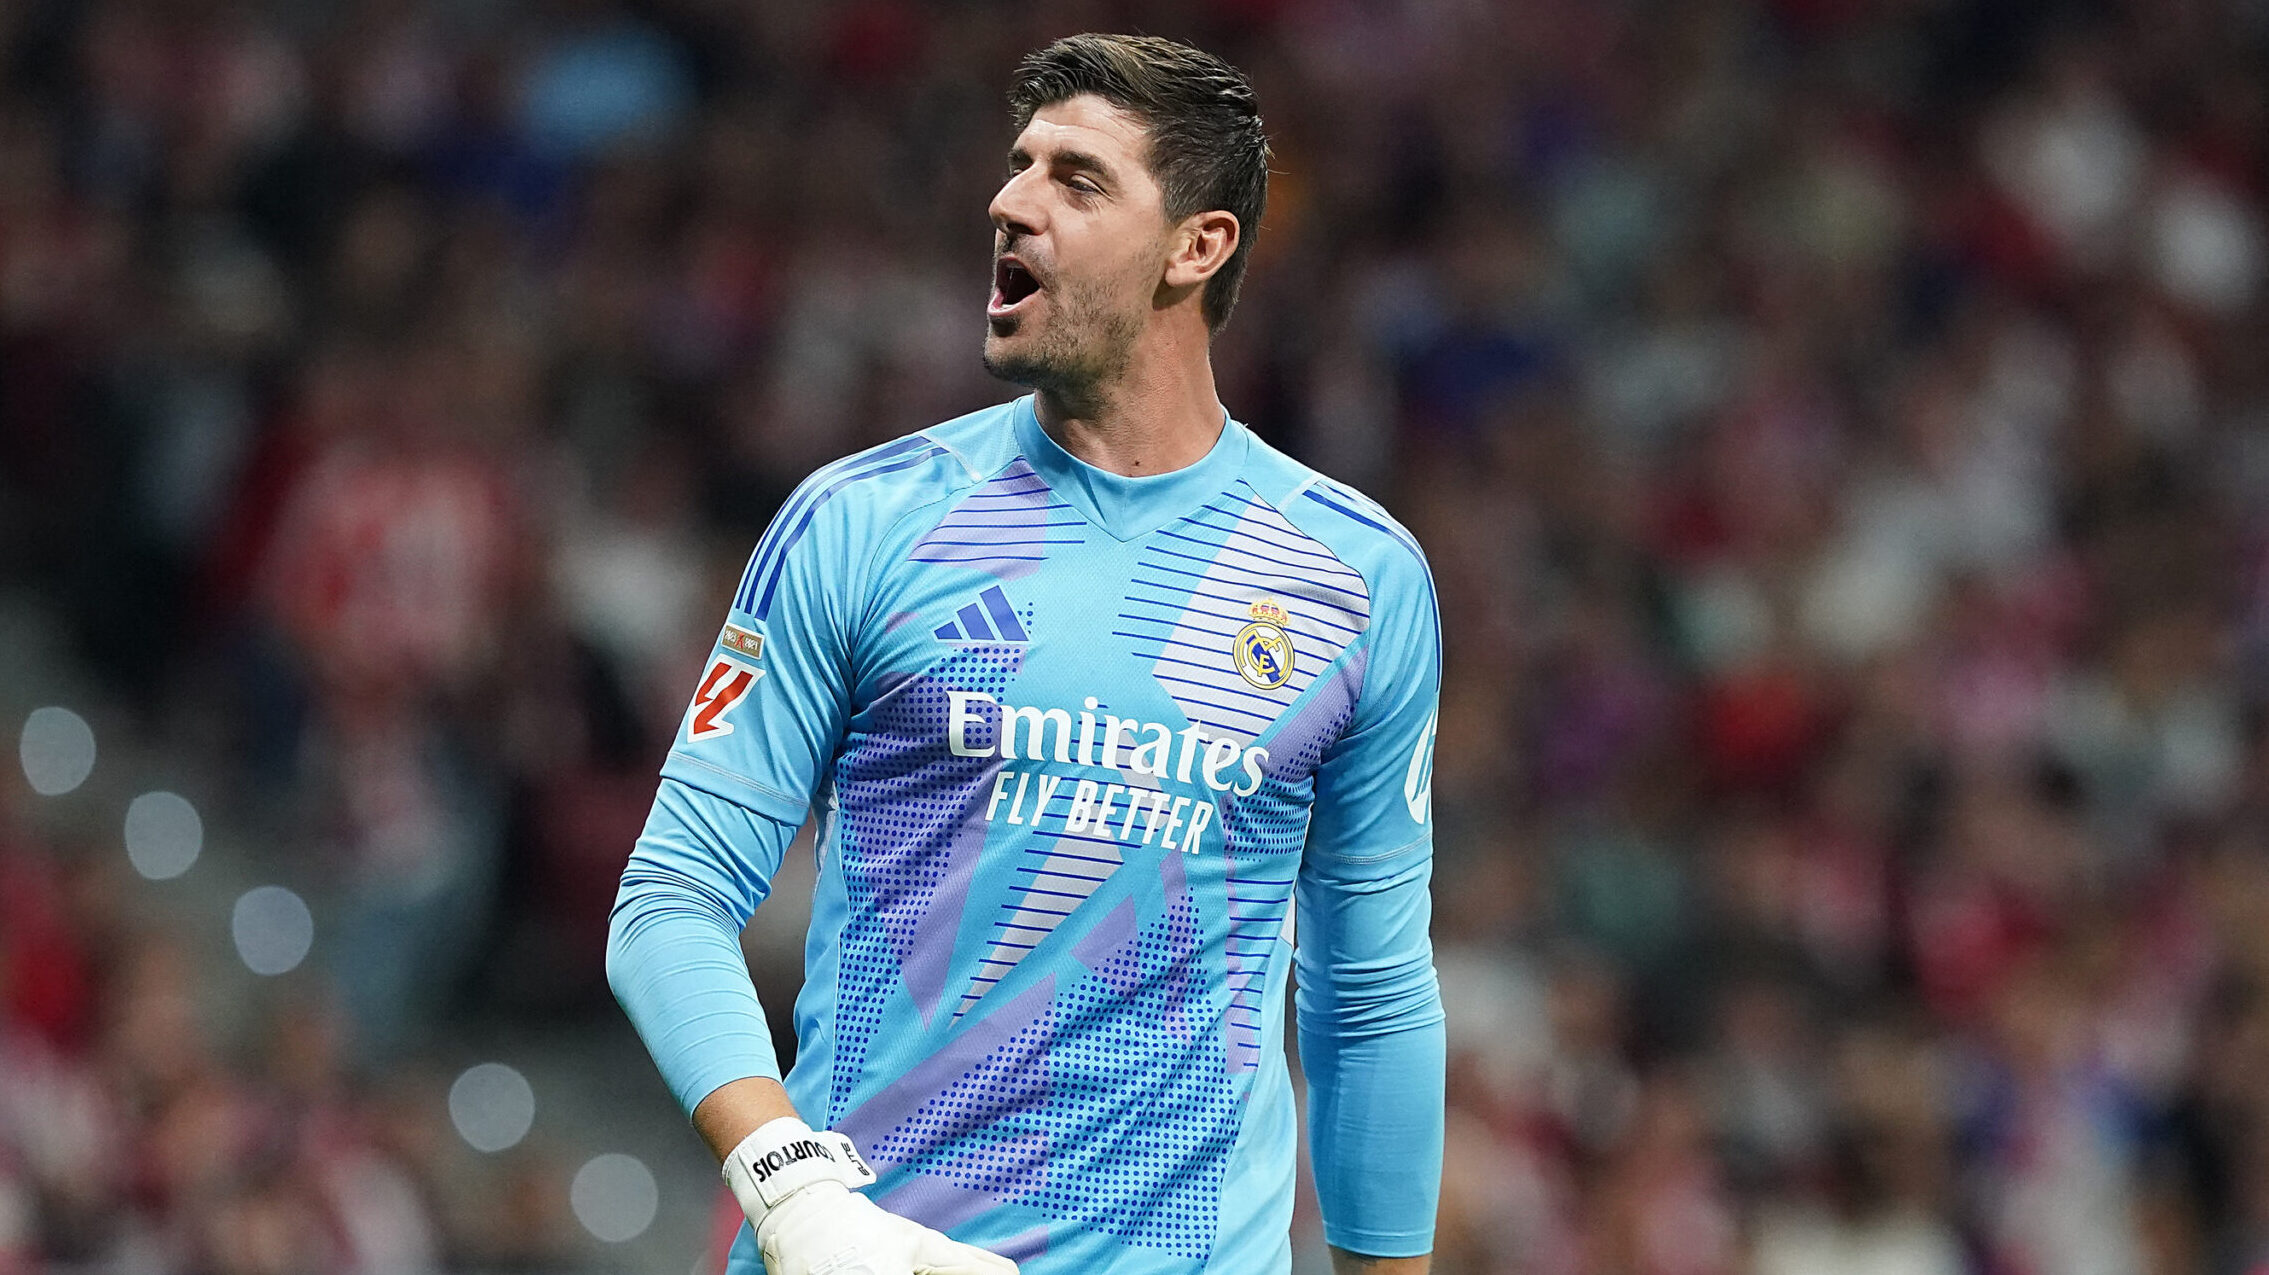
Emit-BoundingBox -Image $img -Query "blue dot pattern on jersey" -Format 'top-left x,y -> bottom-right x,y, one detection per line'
871,1007 -> 1054,1197
872,886 -> 1238,1260
829,645 -> 1021,1119
1040,889 -> 1236,1258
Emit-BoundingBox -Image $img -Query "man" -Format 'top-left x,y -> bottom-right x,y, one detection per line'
608,33 -> 1444,1275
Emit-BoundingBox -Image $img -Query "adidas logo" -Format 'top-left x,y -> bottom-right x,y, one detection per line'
933,585 -> 1030,644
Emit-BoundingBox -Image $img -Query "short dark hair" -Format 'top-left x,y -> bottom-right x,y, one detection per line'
1008,33 -> 1270,330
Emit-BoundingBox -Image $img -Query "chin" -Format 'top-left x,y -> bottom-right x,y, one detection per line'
982,330 -> 1047,388
980,310 -> 1128,398
982,348 -> 1041,389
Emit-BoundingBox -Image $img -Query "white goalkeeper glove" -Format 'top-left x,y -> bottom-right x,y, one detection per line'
721,1117 -> 1019,1275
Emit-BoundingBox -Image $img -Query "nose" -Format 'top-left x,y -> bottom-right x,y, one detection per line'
988,166 -> 1044,240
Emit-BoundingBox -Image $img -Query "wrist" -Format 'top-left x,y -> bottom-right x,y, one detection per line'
719,1116 -> 878,1229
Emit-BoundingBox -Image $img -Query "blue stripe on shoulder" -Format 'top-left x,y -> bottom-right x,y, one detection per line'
1301,486 -> 1424,562
1302,484 -> 1439,648
735,437 -> 939,612
735,448 -> 890,611
752,444 -> 952,618
1304,483 -> 1444,673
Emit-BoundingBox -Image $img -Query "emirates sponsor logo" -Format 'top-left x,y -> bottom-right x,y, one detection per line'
946,691 -> 1272,856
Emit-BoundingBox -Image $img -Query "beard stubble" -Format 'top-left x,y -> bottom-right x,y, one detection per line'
982,265 -> 1146,408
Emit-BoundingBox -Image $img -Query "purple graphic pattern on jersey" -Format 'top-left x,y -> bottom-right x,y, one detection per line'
829,648 -> 1022,1117
953,782 -> 1130,1023
1033,855 -> 1234,1257
1112,486 -> 1375,1071
909,461 -> 1084,580
1215,645 -> 1368,1067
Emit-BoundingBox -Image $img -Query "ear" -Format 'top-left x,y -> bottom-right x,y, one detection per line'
1161,210 -> 1240,292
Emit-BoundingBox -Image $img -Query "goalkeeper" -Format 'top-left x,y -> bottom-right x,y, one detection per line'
609,32 -> 1445,1275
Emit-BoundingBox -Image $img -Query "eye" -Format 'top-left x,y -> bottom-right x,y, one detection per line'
1067,177 -> 1101,195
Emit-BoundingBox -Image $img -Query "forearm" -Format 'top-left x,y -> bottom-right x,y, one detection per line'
1300,1007 -> 1447,1259
693,1075 -> 803,1162
607,777 -> 796,1117
1296,844 -> 1446,1259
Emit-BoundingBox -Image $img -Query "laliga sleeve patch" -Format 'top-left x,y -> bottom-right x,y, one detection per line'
689,655 -> 764,741
719,623 -> 765,660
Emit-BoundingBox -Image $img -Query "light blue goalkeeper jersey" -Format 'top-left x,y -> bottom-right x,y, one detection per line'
610,396 -> 1444,1274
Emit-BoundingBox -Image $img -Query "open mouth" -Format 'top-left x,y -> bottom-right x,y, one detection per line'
990,256 -> 1042,315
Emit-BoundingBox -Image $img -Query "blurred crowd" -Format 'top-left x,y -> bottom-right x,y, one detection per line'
5,0 -> 2269,1271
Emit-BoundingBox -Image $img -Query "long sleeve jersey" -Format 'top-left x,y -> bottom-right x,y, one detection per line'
609,396 -> 1445,1274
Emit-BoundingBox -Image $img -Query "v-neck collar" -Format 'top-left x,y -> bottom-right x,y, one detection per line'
1010,394 -> 1248,542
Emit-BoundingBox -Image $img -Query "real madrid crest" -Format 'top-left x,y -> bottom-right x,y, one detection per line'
1232,600 -> 1295,690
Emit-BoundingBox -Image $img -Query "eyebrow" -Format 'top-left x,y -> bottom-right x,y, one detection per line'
1051,148 -> 1113,180
1006,145 -> 1117,186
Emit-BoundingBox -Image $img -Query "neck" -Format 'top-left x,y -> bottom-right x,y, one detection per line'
1033,318 -> 1223,476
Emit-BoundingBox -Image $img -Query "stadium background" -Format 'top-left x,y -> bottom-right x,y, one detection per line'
5,0 -> 2269,1271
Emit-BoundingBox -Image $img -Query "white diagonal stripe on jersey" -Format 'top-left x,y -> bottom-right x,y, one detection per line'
952,827 -> 1128,1022
1122,487 -> 1371,740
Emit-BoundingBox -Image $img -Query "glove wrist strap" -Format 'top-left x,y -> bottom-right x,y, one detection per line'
721,1117 -> 878,1223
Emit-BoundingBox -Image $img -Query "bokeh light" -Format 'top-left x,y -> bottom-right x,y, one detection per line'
448,1063 -> 536,1153
231,885 -> 314,975
123,791 -> 203,880
571,1153 -> 659,1243
19,706 -> 95,796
